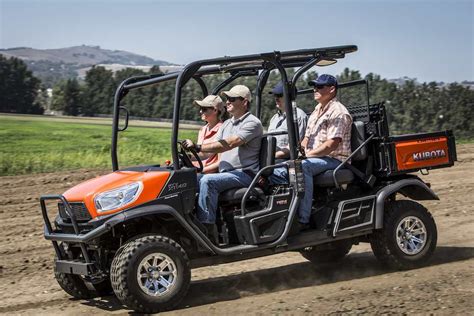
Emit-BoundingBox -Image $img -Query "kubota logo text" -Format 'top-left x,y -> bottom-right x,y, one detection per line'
413,149 -> 446,161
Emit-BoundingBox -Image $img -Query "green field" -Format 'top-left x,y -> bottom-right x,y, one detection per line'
0,115 -> 198,176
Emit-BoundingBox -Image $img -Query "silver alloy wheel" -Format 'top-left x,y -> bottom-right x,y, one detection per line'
137,253 -> 178,297
395,216 -> 427,255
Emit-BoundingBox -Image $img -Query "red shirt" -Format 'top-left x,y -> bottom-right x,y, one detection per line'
197,122 -> 222,168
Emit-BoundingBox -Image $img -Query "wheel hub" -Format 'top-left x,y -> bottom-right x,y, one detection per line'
396,216 -> 427,255
137,253 -> 178,297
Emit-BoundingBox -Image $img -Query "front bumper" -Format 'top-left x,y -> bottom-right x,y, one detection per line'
40,195 -> 111,275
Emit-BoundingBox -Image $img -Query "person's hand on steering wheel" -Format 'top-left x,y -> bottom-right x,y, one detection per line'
179,139 -> 204,173
182,139 -> 201,152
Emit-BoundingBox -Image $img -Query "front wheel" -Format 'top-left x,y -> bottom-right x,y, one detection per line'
110,235 -> 191,313
370,200 -> 437,270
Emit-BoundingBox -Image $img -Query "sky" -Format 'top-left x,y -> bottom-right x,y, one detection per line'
0,0 -> 473,83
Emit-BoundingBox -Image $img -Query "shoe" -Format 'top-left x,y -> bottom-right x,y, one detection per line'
289,221 -> 311,235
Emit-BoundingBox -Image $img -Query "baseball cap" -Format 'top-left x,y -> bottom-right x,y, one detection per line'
308,74 -> 338,87
193,95 -> 225,112
220,85 -> 252,102
269,81 -> 298,95
270,81 -> 284,95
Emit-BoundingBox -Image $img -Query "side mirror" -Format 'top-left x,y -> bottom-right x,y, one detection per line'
118,106 -> 129,131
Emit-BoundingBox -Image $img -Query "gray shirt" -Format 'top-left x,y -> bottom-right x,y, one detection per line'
216,112 -> 263,173
268,107 -> 308,151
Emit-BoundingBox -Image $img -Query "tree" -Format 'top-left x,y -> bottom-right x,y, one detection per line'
63,79 -> 82,116
81,66 -> 115,116
50,79 -> 82,116
0,55 -> 44,114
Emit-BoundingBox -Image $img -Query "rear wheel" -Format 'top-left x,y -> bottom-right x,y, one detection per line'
300,240 -> 353,265
370,200 -> 437,270
110,235 -> 190,313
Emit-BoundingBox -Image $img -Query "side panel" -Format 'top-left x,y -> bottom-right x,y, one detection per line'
333,195 -> 376,237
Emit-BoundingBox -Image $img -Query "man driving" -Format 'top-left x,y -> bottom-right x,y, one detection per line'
182,85 -> 263,231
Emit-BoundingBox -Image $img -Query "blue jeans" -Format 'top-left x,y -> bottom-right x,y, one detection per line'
299,157 -> 341,223
269,157 -> 341,223
269,166 -> 289,185
197,171 -> 253,224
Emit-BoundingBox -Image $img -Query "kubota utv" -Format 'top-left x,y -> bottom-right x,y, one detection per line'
40,45 -> 457,313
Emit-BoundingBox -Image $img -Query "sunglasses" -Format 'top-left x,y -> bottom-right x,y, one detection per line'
274,94 -> 283,99
199,107 -> 213,112
226,96 -> 244,102
313,85 -> 329,90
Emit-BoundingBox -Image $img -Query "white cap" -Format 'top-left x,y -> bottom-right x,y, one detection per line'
193,95 -> 225,112
220,85 -> 252,102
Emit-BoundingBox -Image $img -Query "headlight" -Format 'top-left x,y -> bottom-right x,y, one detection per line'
94,182 -> 143,213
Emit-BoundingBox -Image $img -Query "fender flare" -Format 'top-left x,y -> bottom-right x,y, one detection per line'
375,178 -> 439,229
103,204 -> 215,253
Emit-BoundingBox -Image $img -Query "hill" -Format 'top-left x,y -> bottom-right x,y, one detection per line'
0,45 -> 173,87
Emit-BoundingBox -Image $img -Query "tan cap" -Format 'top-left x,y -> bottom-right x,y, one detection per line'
193,95 -> 225,112
220,85 -> 252,102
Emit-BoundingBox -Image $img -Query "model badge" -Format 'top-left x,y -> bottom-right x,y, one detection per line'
276,199 -> 288,205
167,182 -> 188,191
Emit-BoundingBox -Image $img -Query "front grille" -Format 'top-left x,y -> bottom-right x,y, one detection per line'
58,202 -> 92,221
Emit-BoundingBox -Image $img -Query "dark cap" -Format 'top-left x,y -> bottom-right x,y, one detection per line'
269,81 -> 298,95
308,74 -> 338,87
270,82 -> 284,94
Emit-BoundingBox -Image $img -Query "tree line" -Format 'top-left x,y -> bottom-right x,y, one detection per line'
1,55 -> 473,138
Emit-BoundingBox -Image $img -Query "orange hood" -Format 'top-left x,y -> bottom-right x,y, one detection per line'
63,170 -> 171,218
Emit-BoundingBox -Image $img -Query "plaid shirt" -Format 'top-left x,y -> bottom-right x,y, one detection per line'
305,98 -> 352,162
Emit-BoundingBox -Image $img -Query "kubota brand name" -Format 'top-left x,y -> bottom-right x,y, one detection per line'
413,149 -> 446,161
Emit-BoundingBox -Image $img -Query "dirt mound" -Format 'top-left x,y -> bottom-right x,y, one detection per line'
0,145 -> 473,315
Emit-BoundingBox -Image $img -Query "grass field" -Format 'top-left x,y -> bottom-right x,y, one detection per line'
0,115 -> 198,176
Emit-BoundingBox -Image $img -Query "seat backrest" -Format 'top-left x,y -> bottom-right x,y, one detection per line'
351,121 -> 367,161
259,136 -> 276,177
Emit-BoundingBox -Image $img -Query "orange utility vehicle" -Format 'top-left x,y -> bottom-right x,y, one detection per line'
40,45 -> 457,313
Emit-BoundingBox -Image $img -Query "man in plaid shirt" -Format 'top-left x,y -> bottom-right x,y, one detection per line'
297,74 -> 352,229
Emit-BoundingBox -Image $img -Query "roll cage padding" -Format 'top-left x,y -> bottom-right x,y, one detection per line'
375,178 -> 439,229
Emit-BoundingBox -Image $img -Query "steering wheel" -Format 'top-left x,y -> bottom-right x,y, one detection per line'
177,141 -> 204,173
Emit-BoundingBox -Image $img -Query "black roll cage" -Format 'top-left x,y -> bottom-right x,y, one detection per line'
110,45 -> 358,171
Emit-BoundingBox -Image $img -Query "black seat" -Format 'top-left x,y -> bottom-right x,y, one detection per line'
218,135 -> 276,203
218,187 -> 264,203
314,169 -> 355,187
314,121 -> 367,187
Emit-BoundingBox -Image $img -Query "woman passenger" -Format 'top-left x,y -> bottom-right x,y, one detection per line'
192,95 -> 225,173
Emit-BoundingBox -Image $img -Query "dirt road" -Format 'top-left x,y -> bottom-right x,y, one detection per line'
1,144 -> 473,315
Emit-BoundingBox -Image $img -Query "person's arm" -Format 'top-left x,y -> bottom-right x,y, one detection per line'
305,138 -> 341,158
275,148 -> 290,159
184,120 -> 262,153
300,136 -> 308,151
182,135 -> 245,153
